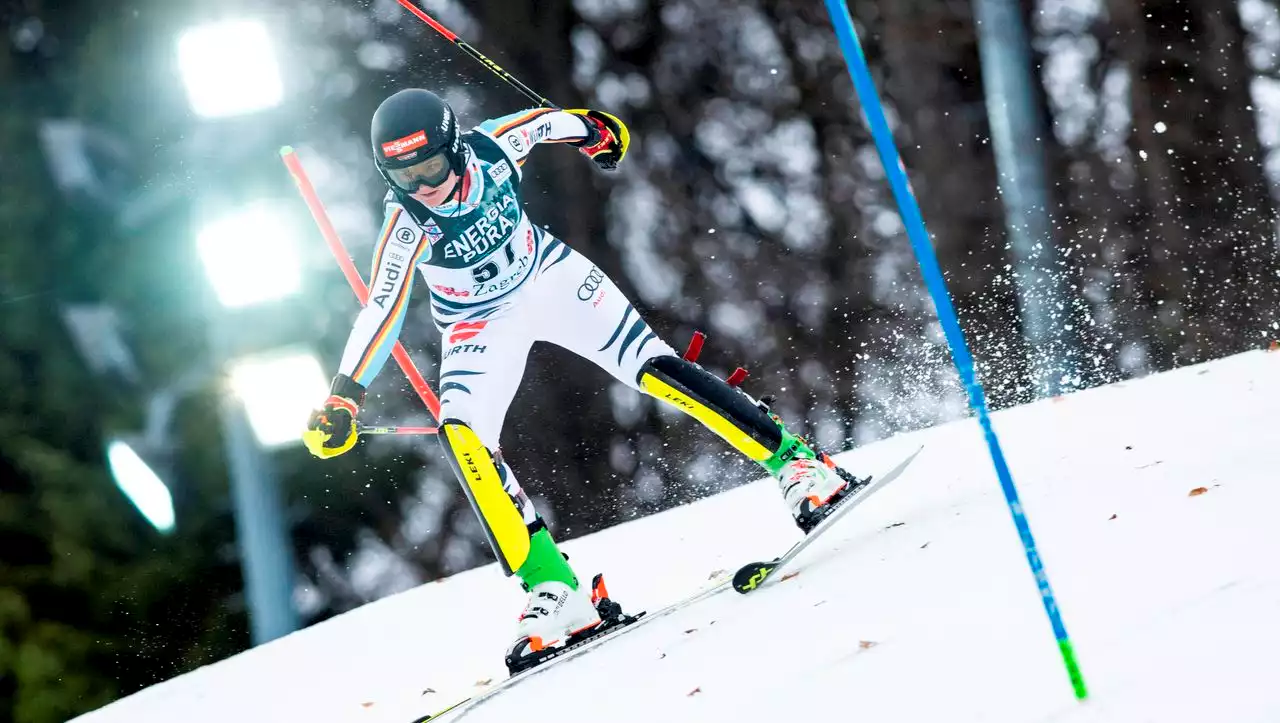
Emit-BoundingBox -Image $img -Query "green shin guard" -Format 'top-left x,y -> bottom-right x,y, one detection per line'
515,527 -> 579,591
759,420 -> 821,478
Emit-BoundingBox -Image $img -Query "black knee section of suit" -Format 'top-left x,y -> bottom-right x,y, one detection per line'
638,355 -> 782,452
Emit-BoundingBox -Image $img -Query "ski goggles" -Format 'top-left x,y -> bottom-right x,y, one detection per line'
386,150 -> 453,191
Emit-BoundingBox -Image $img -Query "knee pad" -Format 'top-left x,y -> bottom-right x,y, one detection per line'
438,418 -> 530,575
637,355 -> 782,462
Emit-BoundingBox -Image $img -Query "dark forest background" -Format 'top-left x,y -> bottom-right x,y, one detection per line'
3,0 -> 1278,720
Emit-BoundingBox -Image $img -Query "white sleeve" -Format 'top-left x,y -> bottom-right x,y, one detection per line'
336,203 -> 430,387
475,108 -> 593,165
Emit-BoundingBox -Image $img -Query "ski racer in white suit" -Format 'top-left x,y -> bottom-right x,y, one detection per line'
303,88 -> 861,672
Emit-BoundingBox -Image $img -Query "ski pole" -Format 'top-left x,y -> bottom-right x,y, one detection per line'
357,424 -> 438,436
393,0 -> 558,109
279,146 -> 443,426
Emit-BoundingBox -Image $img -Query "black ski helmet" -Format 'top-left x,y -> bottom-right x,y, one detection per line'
370,88 -> 465,192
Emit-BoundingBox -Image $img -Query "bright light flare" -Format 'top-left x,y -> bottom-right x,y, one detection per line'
228,351 -> 328,448
106,440 -> 176,533
177,19 -> 283,118
197,203 -> 302,308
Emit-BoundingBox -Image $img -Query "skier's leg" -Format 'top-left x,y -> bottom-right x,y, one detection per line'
527,237 -> 676,385
533,242 -> 854,532
633,355 -> 855,529
435,310 -> 602,671
434,315 -> 578,590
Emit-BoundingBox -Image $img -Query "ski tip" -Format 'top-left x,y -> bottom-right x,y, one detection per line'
733,561 -> 777,594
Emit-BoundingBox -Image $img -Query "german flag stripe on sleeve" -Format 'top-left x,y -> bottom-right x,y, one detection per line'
369,207 -> 404,280
490,108 -> 556,138
350,236 -> 430,383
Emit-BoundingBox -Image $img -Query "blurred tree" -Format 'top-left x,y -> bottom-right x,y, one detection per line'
1111,0 -> 1278,365
1024,0 -> 1280,381
2,4 -> 248,721
874,0 -> 1049,404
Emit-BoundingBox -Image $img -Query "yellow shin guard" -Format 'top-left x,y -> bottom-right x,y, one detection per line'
637,355 -> 781,463
438,420 -> 531,575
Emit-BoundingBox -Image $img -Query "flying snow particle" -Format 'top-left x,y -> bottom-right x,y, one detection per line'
1139,150 -> 1148,161
1154,122 -> 1168,134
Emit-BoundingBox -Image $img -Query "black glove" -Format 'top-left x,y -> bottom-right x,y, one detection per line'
566,109 -> 630,171
303,374 -> 366,459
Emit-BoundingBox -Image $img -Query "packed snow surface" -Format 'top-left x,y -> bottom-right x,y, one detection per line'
72,349 -> 1280,723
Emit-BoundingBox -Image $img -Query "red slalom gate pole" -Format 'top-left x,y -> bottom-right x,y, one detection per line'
279,146 -> 443,424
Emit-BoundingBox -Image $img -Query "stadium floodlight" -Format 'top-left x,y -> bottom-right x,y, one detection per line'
177,19 -> 283,118
197,203 -> 302,308
228,350 -> 328,448
105,439 -> 176,533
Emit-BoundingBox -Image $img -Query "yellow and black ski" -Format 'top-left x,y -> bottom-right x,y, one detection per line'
733,445 -> 925,594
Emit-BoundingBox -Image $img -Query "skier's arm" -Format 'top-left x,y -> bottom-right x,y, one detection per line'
304,203 -> 429,459
336,204 -> 430,388
477,108 -> 629,170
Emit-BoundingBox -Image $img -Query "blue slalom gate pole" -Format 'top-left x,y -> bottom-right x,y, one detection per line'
821,0 -> 1088,700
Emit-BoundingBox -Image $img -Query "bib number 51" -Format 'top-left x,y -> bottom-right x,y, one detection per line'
472,241 -> 518,283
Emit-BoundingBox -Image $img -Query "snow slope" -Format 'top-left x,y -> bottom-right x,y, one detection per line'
72,349 -> 1280,723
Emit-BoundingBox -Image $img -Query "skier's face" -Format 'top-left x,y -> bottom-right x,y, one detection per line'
387,149 -> 452,190
410,170 -> 460,207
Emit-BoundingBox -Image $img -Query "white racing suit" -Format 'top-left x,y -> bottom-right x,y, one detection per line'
337,108 -> 676,527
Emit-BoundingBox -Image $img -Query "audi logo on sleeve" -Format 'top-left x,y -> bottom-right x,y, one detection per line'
577,267 -> 605,301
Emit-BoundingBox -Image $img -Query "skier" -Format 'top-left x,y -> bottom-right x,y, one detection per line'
302,88 -> 864,671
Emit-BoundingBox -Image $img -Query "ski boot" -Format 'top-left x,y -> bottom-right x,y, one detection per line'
505,573 -> 631,675
758,396 -> 872,534
503,523 -> 635,674
505,578 -> 600,672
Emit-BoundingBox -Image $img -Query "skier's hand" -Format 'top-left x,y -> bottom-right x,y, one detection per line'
302,374 -> 365,459
303,396 -> 359,459
566,109 -> 629,171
